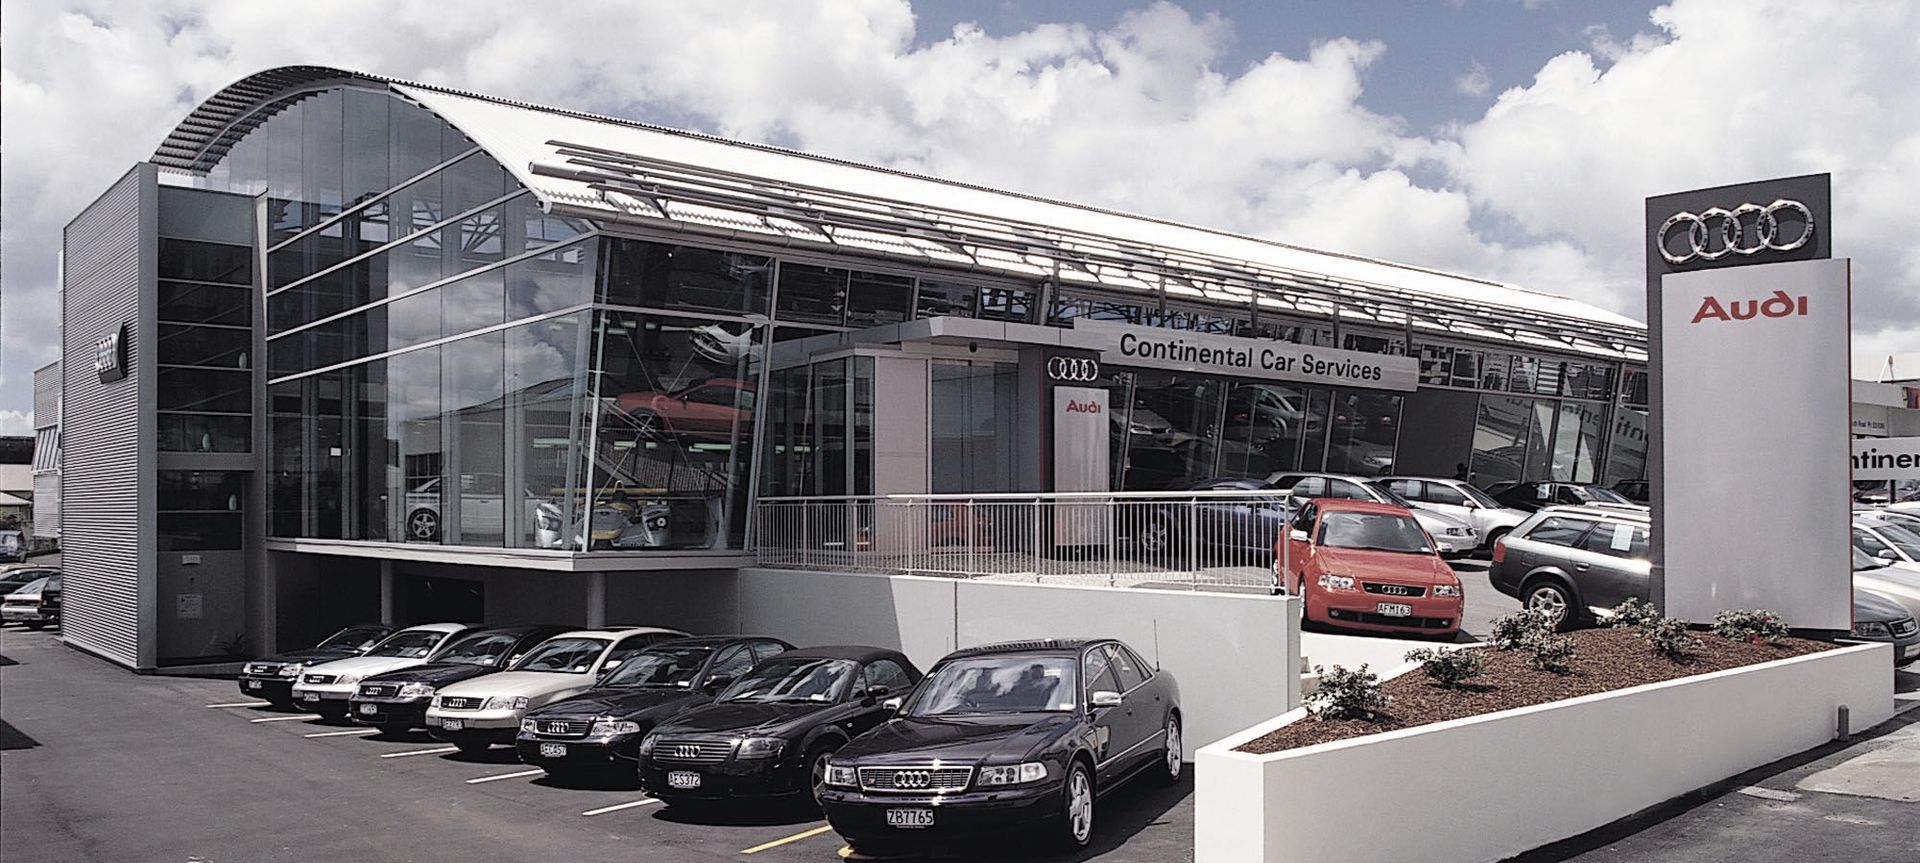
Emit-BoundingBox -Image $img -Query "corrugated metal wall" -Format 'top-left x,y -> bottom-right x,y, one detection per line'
61,165 -> 154,668
32,362 -> 61,539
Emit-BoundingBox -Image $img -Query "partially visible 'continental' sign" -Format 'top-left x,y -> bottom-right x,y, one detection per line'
1854,437 -> 1920,481
1074,320 -> 1418,392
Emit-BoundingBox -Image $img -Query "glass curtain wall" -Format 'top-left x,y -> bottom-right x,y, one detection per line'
156,238 -> 254,452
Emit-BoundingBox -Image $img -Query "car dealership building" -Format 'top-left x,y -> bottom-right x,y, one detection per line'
58,66 -> 1656,670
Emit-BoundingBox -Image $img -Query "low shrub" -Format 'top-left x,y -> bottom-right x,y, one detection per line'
1488,609 -> 1553,650
1604,597 -> 1661,628
1527,634 -> 1577,674
1306,663 -> 1391,722
1712,609 -> 1789,644
1640,617 -> 1700,659
1403,647 -> 1483,688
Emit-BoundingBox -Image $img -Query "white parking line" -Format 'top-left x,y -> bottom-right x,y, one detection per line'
304,728 -> 380,738
465,768 -> 546,785
580,798 -> 660,816
379,746 -> 459,759
249,715 -> 320,723
205,701 -> 272,708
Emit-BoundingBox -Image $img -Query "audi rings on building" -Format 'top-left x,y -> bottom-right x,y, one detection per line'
1046,356 -> 1102,382
1655,198 -> 1814,265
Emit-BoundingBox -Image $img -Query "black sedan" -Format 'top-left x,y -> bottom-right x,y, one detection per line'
639,646 -> 922,806
348,624 -> 573,732
235,624 -> 392,707
517,635 -> 794,778
820,639 -> 1181,854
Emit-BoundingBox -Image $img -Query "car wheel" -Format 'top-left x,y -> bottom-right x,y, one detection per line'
1054,759 -> 1096,849
1523,579 -> 1577,631
453,740 -> 491,755
806,742 -> 839,805
407,508 -> 440,541
1484,527 -> 1511,551
1155,713 -> 1183,786
629,409 -> 662,437
25,621 -> 46,631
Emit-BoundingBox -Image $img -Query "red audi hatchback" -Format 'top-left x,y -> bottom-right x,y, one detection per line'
1275,498 -> 1465,637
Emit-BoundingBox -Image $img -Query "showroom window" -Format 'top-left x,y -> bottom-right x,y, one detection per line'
599,238 -> 772,316
158,471 -> 245,551
156,236 -> 254,453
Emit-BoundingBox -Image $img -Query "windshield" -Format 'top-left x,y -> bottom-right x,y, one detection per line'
1319,512 -> 1433,555
905,656 -> 1078,717
430,632 -> 522,666
318,626 -> 389,651
510,638 -> 610,673
1869,523 -> 1920,560
1458,484 -> 1501,508
597,644 -> 714,688
717,657 -> 854,704
367,630 -> 446,658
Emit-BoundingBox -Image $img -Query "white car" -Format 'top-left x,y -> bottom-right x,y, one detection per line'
1267,472 -> 1479,557
425,626 -> 688,753
1377,476 -> 1530,550
291,623 -> 475,719
402,474 -> 562,545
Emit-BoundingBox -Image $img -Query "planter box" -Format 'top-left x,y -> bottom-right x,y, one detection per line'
1194,642 -> 1893,863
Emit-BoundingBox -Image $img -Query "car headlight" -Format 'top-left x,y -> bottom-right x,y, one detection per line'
1433,584 -> 1463,597
520,718 -> 539,733
736,737 -> 784,759
592,719 -> 643,736
978,762 -> 1048,786
825,763 -> 858,787
485,695 -> 530,711
1853,621 -> 1892,637
640,732 -> 661,755
277,664 -> 303,677
398,682 -> 436,698
336,674 -> 362,686
1318,574 -> 1356,591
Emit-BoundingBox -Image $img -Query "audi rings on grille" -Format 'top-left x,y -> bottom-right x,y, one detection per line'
1047,356 -> 1101,382
893,770 -> 931,789
1656,199 -> 1814,265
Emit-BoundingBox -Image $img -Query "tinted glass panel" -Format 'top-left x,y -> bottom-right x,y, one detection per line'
775,263 -> 847,325
599,239 -> 771,315
844,270 -> 914,327
159,239 -> 252,285
158,513 -> 244,551
158,324 -> 251,369
915,279 -> 975,318
158,368 -> 251,414
159,282 -> 251,326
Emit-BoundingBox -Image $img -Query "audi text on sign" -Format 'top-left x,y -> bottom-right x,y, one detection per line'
1656,199 -> 1815,265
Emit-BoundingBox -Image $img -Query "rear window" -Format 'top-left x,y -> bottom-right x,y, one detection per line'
1576,521 -> 1650,559
1522,516 -> 1592,547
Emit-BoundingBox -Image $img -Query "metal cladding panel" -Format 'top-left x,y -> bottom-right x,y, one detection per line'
32,473 -> 59,539
33,362 -> 61,432
60,164 -> 153,668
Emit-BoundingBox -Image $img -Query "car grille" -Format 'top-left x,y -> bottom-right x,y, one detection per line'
1362,582 -> 1426,598
302,674 -> 337,685
532,719 -> 592,737
857,766 -> 974,793
245,663 -> 281,676
1328,608 -> 1453,629
650,739 -> 734,763
1893,618 -> 1919,637
439,696 -> 485,710
359,683 -> 399,698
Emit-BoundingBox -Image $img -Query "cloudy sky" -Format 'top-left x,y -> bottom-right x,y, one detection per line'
3,0 -> 1917,432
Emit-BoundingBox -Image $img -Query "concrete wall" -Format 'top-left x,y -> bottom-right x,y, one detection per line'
1194,642 -> 1894,863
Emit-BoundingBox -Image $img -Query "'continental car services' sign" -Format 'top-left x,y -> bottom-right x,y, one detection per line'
1854,437 -> 1920,481
1074,321 -> 1418,391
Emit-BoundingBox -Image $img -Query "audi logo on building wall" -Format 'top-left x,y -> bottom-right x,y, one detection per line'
1047,356 -> 1101,382
1655,199 -> 1815,265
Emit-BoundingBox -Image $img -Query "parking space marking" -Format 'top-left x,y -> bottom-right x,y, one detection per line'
205,701 -> 272,708
249,715 -> 320,723
580,798 -> 660,816
740,825 -> 834,854
303,728 -> 380,738
379,746 -> 460,759
466,769 -> 545,784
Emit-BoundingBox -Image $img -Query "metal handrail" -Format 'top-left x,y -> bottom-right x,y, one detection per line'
756,489 -> 1295,503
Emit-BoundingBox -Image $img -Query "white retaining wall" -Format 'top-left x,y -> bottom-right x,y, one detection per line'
1194,642 -> 1893,863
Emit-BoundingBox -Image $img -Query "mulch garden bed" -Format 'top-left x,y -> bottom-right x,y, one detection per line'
1237,627 -> 1836,754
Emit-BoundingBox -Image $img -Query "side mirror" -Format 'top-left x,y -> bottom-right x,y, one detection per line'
1090,691 -> 1123,710
1877,549 -> 1899,561
865,684 -> 891,698
881,696 -> 904,713
1289,529 -> 1309,542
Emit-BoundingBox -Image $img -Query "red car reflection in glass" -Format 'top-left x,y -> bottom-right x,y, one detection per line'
1276,499 -> 1464,637
612,379 -> 755,442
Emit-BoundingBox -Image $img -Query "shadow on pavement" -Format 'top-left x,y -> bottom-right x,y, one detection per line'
837,771 -> 1194,861
0,718 -> 40,751
651,795 -> 826,829
440,746 -> 523,766
532,770 -> 642,792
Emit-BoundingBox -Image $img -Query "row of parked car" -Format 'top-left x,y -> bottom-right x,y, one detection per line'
240,626 -> 1183,853
0,565 -> 61,629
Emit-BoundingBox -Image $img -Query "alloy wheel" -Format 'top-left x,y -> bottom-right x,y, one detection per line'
1526,584 -> 1569,625
1164,716 -> 1182,780
1068,766 -> 1094,845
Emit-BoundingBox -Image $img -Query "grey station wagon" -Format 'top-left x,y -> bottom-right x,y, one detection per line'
1489,505 -> 1650,629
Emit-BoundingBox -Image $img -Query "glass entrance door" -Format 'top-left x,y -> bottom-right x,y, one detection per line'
929,360 -> 1020,493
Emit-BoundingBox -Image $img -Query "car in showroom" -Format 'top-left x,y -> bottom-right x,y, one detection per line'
819,638 -> 1181,854
290,623 -> 477,720
236,623 -> 394,707
638,646 -> 922,807
1375,476 -> 1530,550
1489,480 -> 1642,513
1276,499 -> 1465,636
426,626 -> 688,753
1488,505 -> 1650,629
611,378 -> 755,442
515,635 -> 794,778
0,573 -> 61,629
1267,472 -> 1478,557
0,565 -> 59,596
347,624 -> 574,732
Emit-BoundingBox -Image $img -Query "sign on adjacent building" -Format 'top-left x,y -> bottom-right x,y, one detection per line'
1074,320 -> 1419,391
1853,437 -> 1920,481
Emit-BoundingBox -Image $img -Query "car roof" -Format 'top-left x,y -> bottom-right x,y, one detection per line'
1307,499 -> 1408,516
548,626 -> 688,641
1537,505 -> 1650,523
944,638 -> 1107,660
393,622 -> 475,635
649,634 -> 789,649
773,645 -> 912,664
455,624 -> 572,638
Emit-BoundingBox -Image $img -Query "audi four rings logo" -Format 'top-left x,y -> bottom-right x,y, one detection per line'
893,770 -> 931,789
1656,199 -> 1815,265
1047,356 -> 1101,382
672,745 -> 699,759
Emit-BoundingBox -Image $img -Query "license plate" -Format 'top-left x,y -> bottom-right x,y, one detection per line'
299,691 -> 320,701
1376,602 -> 1414,617
887,809 -> 935,828
442,718 -> 464,732
246,680 -> 261,690
667,771 -> 702,789
358,703 -> 377,715
540,743 -> 567,758
1905,643 -> 1919,659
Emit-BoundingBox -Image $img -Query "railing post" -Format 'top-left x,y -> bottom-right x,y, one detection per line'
1187,498 -> 1199,588
1105,497 -> 1116,588
1032,498 -> 1042,583
967,498 -> 977,579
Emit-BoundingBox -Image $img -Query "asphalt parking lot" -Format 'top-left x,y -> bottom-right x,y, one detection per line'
0,625 -> 1194,863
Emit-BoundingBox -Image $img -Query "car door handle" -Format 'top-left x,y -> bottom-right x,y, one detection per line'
1574,563 -> 1590,571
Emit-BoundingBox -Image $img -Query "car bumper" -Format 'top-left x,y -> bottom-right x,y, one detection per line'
237,677 -> 296,702
290,684 -> 354,706
1486,562 -> 1522,598
640,756 -> 804,800
1856,632 -> 1920,667
820,782 -> 1065,845
515,732 -> 642,769
1431,534 -> 1476,556
1311,592 -> 1462,633
349,696 -> 430,728
1,607 -> 52,622
425,706 -> 524,737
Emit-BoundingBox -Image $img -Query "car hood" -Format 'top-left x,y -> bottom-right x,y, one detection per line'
437,669 -> 597,699
1409,509 -> 1471,532
255,647 -> 363,665
1855,588 -> 1914,623
304,656 -> 432,677
1317,547 -> 1454,586
527,688 -> 711,722
656,700 -> 833,736
364,662 -> 500,687
837,713 -> 1077,764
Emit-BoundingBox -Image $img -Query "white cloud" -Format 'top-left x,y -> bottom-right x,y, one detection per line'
1455,60 -> 1492,97
0,410 -> 29,436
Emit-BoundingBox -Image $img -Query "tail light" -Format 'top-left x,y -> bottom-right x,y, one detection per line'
1491,538 -> 1507,564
